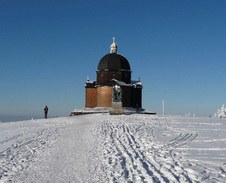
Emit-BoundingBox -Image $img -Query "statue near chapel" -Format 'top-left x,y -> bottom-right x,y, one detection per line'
112,85 -> 122,102
109,85 -> 124,115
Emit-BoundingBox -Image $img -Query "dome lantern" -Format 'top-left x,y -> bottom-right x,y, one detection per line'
110,37 -> 117,53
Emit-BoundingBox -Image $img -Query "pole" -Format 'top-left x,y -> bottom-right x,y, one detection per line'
163,100 -> 165,115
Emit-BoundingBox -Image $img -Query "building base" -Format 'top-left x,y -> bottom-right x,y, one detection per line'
109,102 -> 124,115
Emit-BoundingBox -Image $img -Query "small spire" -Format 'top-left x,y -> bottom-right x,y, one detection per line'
110,37 -> 117,53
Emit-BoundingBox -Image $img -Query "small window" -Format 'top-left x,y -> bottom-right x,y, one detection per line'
101,73 -> 103,77
113,72 -> 116,77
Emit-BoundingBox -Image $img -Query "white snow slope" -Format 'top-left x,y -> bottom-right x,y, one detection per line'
0,114 -> 226,183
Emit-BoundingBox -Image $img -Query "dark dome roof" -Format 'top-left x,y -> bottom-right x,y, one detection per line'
97,53 -> 131,71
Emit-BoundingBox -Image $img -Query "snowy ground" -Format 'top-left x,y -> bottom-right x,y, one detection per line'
0,114 -> 226,183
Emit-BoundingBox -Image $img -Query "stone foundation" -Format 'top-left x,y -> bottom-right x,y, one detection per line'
109,102 -> 124,115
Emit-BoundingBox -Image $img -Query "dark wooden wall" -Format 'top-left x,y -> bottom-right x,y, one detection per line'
85,88 -> 97,108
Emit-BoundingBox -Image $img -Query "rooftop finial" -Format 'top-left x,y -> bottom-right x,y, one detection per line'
110,37 -> 117,53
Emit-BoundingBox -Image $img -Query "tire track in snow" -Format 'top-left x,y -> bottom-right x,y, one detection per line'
97,115 -> 199,183
122,123 -> 170,183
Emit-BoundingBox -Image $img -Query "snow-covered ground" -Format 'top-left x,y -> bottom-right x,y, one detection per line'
0,114 -> 226,183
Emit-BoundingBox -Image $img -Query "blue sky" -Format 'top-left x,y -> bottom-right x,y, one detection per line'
0,0 -> 226,120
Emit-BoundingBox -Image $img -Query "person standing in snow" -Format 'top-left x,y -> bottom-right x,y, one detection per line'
44,106 -> 48,119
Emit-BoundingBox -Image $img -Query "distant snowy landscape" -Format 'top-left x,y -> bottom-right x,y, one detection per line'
0,114 -> 226,183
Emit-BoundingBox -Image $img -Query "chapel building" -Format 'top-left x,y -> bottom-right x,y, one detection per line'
85,38 -> 142,108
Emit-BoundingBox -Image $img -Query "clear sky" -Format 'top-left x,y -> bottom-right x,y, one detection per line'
0,0 -> 226,121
